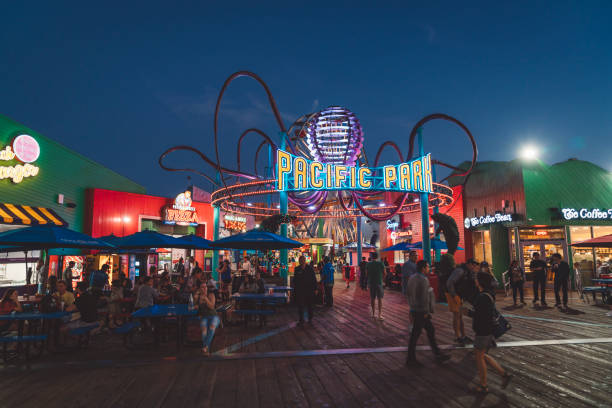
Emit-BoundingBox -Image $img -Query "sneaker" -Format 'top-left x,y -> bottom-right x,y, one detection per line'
454,337 -> 465,347
521,300 -> 526,305
435,353 -> 450,363
554,303 -> 561,308
462,336 -> 473,344
541,301 -> 548,307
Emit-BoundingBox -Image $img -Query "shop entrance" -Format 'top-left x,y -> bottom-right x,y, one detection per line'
520,240 -> 567,281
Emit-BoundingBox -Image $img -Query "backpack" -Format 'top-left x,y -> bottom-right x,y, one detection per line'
455,266 -> 478,304
40,294 -> 59,314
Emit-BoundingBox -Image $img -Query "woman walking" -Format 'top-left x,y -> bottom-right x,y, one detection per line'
508,260 -> 526,306
194,281 -> 220,355
464,273 -> 512,393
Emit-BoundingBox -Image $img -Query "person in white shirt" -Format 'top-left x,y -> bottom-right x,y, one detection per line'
241,256 -> 253,276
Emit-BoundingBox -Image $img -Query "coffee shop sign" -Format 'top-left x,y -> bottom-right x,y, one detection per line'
562,208 -> 612,220
464,213 -> 512,229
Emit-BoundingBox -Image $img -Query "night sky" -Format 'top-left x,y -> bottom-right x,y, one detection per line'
1,2 -> 611,198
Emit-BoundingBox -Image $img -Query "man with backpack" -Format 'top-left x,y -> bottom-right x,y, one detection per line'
446,258 -> 479,346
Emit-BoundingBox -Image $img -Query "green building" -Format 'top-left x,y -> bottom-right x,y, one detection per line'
0,114 -> 144,285
450,158 -> 612,284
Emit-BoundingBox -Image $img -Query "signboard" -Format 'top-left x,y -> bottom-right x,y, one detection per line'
275,149 -> 433,193
0,134 -> 41,184
464,213 -> 512,229
163,191 -> 199,226
561,208 -> 612,221
224,214 -> 247,231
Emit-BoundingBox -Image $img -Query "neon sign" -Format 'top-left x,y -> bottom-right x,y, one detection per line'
561,208 -> 612,220
0,135 -> 41,184
275,149 -> 433,193
164,191 -> 198,226
386,219 -> 400,231
464,213 -> 512,229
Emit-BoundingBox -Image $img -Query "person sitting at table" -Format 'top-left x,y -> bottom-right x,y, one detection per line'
119,272 -> 133,296
239,274 -> 260,293
158,276 -> 175,303
193,281 -> 220,356
135,276 -> 159,309
46,275 -> 58,295
0,289 -> 23,333
254,271 -> 266,293
53,281 -> 77,313
108,280 -> 124,328
60,282 -> 100,343
231,270 -> 245,294
186,268 -> 203,294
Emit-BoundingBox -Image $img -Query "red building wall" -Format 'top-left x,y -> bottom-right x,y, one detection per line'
380,186 -> 466,265
85,188 -> 214,239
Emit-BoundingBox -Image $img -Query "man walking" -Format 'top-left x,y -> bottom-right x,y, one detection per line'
551,253 -> 570,310
367,252 -> 386,320
358,256 -> 368,290
293,256 -> 317,324
401,250 -> 418,296
530,252 -> 548,307
446,258 -> 478,346
321,257 -> 335,306
406,260 -> 450,366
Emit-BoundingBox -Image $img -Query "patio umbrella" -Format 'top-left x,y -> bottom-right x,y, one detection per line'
0,225 -> 115,250
209,230 -> 303,250
113,230 -> 193,249
409,238 -> 464,251
570,234 -> 612,248
382,241 -> 417,252
180,234 -> 213,250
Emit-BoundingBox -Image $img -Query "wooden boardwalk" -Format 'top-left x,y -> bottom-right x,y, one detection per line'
1,282 -> 611,408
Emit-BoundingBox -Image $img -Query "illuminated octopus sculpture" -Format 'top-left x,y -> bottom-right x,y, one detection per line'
159,71 -> 477,241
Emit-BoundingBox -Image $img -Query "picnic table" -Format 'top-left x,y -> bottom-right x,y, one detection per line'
231,292 -> 288,326
131,304 -> 197,350
264,285 -> 294,293
0,311 -> 70,360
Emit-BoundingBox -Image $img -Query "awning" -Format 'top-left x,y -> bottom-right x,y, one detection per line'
0,203 -> 68,227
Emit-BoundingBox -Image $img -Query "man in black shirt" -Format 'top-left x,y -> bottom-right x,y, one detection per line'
530,252 -> 548,307
551,253 -> 570,310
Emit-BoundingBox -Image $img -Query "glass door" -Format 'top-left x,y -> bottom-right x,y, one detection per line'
520,240 -> 567,281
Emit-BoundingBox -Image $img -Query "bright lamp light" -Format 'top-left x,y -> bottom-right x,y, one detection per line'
520,145 -> 539,160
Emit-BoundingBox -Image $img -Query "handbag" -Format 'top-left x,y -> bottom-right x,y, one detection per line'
484,293 -> 511,338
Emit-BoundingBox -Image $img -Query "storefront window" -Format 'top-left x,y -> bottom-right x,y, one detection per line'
472,230 -> 492,263
519,228 -> 565,240
569,226 -> 592,243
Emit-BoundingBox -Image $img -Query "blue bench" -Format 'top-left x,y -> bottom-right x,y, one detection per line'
583,286 -> 610,303
0,335 -> 48,362
69,323 -> 99,348
113,321 -> 142,349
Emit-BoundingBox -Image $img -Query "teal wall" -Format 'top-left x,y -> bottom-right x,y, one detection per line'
0,115 -> 145,232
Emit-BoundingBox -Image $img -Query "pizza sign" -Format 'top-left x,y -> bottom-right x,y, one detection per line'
163,191 -> 199,226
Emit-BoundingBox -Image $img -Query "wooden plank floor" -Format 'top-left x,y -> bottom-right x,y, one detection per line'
1,280 -> 611,408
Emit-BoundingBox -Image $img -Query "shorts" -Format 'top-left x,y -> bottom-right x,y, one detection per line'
474,335 -> 494,351
369,284 -> 384,300
446,293 -> 462,313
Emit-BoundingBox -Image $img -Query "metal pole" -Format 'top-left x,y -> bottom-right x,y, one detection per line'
279,132 -> 289,283
212,172 -> 221,280
356,216 -> 362,266
432,164 -> 440,262
418,128 -> 431,264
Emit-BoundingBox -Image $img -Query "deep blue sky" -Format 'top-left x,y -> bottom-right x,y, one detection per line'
1,2 -> 611,197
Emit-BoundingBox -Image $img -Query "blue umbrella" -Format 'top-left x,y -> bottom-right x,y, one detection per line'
0,225 -> 115,249
409,238 -> 464,251
209,230 -> 303,250
382,238 -> 464,252
113,230 -> 192,249
382,241 -> 417,252
180,234 -> 212,250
